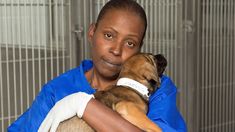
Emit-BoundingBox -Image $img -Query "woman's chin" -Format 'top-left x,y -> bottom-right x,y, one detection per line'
100,69 -> 120,80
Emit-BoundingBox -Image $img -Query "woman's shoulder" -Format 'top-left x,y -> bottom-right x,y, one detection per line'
43,60 -> 94,93
159,75 -> 177,93
37,60 -> 95,101
149,75 -> 177,100
49,60 -> 93,83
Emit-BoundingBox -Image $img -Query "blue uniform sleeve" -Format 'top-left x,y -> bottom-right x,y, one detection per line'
8,84 -> 55,132
7,62 -> 94,132
147,76 -> 187,132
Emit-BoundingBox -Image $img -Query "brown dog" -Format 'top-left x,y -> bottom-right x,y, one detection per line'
57,53 -> 167,132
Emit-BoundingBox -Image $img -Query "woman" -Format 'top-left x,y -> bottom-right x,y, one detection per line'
8,0 -> 187,131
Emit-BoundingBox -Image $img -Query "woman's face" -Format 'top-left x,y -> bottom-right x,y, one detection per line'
88,9 -> 145,79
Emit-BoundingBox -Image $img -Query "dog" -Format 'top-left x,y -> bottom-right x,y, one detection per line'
56,53 -> 167,132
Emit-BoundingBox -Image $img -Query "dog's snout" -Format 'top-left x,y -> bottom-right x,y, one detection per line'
148,78 -> 160,94
149,79 -> 157,88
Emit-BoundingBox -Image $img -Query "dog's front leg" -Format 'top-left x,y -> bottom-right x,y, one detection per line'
115,101 -> 162,132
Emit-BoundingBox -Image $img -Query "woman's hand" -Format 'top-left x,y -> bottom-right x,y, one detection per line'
38,92 -> 94,132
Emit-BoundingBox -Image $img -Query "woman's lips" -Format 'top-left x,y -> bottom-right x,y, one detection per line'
102,58 -> 122,69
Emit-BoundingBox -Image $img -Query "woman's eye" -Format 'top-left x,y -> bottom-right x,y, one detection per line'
126,42 -> 135,48
104,33 -> 112,39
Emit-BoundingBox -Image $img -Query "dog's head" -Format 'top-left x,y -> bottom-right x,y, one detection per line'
118,53 -> 166,98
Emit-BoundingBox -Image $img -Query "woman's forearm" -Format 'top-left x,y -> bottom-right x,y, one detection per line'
82,99 -> 142,132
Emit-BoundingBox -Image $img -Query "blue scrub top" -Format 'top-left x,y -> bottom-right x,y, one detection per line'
8,60 -> 187,132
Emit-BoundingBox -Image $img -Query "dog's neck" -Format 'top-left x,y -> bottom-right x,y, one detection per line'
116,77 -> 150,101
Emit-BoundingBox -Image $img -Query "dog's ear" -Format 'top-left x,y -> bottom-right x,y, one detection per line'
154,54 -> 167,77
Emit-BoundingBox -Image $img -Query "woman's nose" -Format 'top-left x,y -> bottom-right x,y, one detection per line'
109,42 -> 122,56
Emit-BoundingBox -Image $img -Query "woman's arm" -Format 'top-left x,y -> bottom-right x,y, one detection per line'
83,99 -> 142,132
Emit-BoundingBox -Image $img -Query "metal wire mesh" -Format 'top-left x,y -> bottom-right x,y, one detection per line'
0,0 -> 234,131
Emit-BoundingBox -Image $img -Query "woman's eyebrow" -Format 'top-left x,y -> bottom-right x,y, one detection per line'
127,34 -> 139,38
103,27 -> 118,33
126,34 -> 141,42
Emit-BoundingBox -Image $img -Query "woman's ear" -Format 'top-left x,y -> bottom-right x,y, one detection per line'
88,23 -> 96,43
